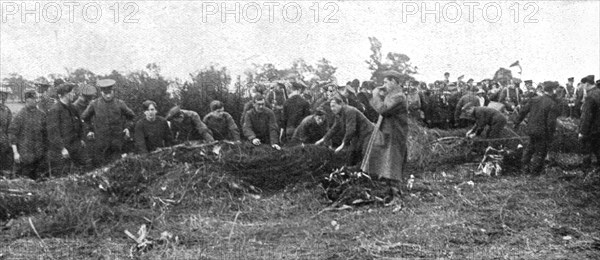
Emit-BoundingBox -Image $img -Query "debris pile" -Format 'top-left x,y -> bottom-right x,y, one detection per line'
475,146 -> 523,176
321,167 -> 395,208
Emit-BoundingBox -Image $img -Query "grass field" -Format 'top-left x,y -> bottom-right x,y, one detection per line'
1,151 -> 598,260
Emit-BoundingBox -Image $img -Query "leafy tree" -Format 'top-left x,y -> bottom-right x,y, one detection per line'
2,73 -> 29,102
314,58 -> 337,83
365,37 -> 417,85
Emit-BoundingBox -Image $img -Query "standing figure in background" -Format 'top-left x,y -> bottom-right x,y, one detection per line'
454,87 -> 482,128
266,83 -> 287,128
281,82 -> 311,143
9,91 -> 47,180
514,82 -> 560,175
361,70 -> 408,184
578,76 -> 600,170
47,83 -> 87,175
203,100 -> 241,142
0,85 -> 13,175
357,81 -> 378,123
81,79 -> 136,166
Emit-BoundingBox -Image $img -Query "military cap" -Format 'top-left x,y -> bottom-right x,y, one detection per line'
542,81 -> 559,92
567,77 -> 574,81
381,70 -> 403,80
78,83 -> 97,96
583,75 -> 595,84
97,79 -> 116,88
524,80 -> 533,84
56,83 -> 77,96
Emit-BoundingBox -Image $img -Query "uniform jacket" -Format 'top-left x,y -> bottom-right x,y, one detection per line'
323,105 -> 373,152
282,94 -> 311,130
455,92 -> 481,121
170,109 -> 214,143
292,115 -> 327,144
242,107 -> 279,144
8,106 -> 47,164
471,107 -> 506,135
47,101 -> 84,152
203,111 -> 241,141
515,94 -> 559,137
81,98 -> 135,140
0,104 -> 11,147
579,87 -> 600,136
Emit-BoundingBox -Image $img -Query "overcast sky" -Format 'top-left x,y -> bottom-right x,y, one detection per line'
1,1 -> 599,84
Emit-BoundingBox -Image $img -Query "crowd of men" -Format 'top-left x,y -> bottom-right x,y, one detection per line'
0,71 -> 599,181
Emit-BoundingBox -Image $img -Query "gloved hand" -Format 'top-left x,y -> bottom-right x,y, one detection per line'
251,138 -> 261,146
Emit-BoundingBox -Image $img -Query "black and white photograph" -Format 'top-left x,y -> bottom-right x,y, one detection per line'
1,1 -> 599,259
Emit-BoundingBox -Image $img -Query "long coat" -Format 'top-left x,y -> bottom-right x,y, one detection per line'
515,94 -> 559,138
579,87 -> 600,137
362,88 -> 409,181
47,101 -> 85,163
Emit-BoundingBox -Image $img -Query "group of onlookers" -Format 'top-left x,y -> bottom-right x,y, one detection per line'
1,71 -> 598,181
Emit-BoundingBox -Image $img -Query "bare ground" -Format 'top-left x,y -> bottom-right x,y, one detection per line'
1,156 -> 598,260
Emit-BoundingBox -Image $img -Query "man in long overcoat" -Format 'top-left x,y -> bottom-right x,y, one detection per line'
578,76 -> 600,169
514,81 -> 560,175
360,70 -> 408,182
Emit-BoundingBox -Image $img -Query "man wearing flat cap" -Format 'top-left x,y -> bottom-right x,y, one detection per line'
9,90 -> 48,179
47,83 -> 87,175
360,70 -> 408,185
81,79 -> 136,166
514,81 -> 560,175
579,75 -> 600,170
34,79 -> 56,114
73,83 -> 97,116
574,75 -> 595,118
0,85 -> 13,175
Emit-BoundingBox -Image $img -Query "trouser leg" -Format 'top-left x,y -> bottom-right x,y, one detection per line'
530,136 -> 548,175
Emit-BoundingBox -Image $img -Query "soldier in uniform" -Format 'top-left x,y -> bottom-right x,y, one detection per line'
47,83 -> 87,175
0,85 -> 13,175
454,87 -> 482,128
499,80 -> 523,113
166,106 -> 214,144
514,81 -> 560,175
9,91 -> 48,179
81,79 -> 136,166
242,94 -> 281,150
292,109 -> 327,145
578,75 -> 600,170
203,100 -> 241,142
463,105 -> 507,140
316,96 -> 374,166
